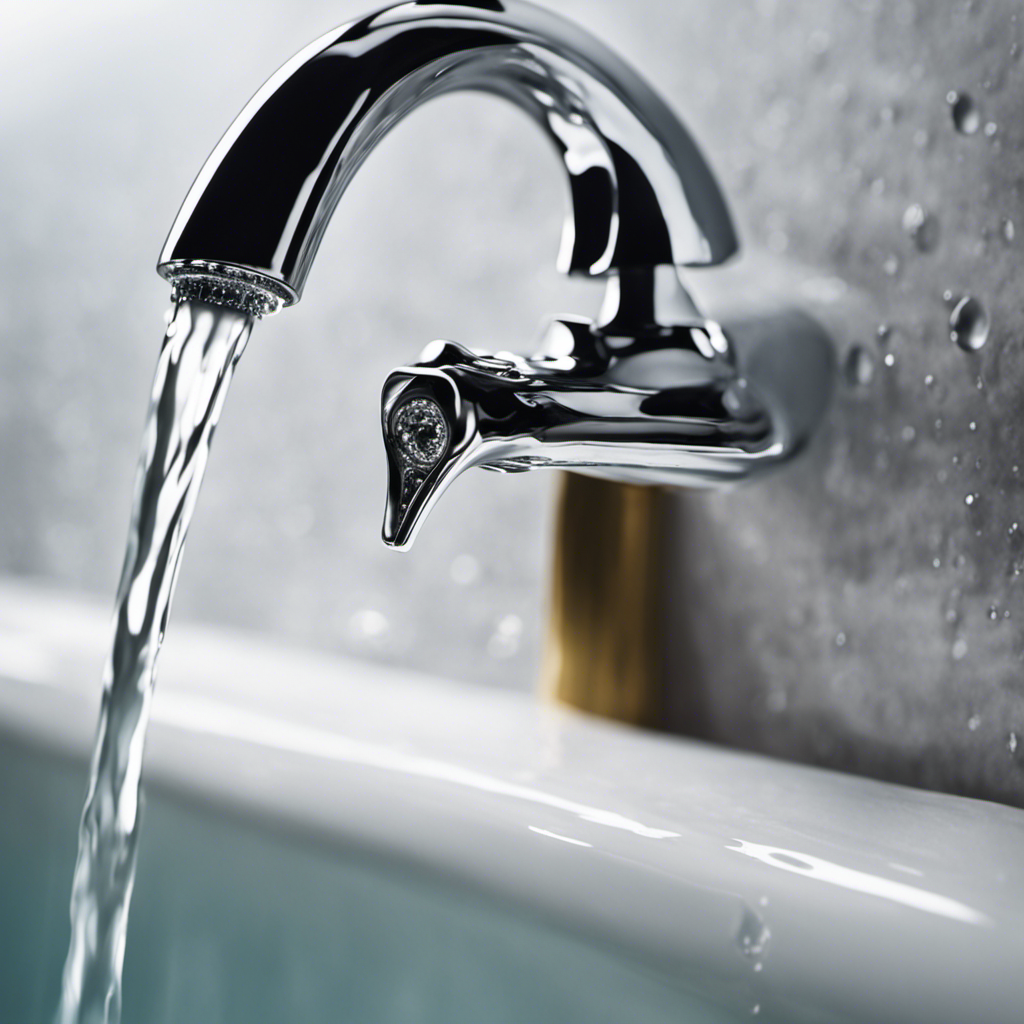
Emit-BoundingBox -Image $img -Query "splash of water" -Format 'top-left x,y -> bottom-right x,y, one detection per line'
55,300 -> 252,1024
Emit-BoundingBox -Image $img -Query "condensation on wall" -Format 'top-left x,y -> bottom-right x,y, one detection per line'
658,0 -> 1024,805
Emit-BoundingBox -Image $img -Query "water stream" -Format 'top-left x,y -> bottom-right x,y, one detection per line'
55,299 -> 253,1024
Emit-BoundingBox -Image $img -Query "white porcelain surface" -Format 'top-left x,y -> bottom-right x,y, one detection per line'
1,578 -> 1023,1023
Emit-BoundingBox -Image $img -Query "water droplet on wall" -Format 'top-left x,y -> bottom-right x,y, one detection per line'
949,296 -> 989,351
902,204 -> 940,251
948,90 -> 981,134
964,491 -> 986,533
843,345 -> 875,387
944,588 -> 962,626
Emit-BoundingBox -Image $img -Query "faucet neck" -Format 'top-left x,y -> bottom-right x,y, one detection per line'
595,266 -> 732,363
158,0 -> 736,306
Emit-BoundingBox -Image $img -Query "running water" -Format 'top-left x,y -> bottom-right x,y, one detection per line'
55,299 -> 253,1024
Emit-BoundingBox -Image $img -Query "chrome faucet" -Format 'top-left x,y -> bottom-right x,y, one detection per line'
159,0 -> 832,549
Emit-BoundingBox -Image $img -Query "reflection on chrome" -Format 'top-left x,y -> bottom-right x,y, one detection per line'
156,690 -> 680,840
157,0 -> 833,549
727,839 -> 990,927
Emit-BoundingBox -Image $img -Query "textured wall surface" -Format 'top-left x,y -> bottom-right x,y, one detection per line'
657,0 -> 1024,807
2,1 -> 1024,802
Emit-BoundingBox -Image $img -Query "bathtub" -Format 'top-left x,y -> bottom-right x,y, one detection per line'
1,578 -> 1022,1023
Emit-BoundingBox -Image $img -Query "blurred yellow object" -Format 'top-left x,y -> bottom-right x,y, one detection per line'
542,473 -> 666,727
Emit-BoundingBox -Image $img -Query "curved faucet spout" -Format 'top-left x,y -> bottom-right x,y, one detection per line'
158,0 -> 735,309
158,1 -> 832,551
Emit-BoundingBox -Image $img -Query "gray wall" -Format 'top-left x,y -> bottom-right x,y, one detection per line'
658,0 -> 1024,806
2,1 -> 1023,803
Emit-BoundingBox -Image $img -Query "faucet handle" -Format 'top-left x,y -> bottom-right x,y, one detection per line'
380,263 -> 833,550
380,344 -> 484,551
382,332 -> 564,549
380,331 -> 572,549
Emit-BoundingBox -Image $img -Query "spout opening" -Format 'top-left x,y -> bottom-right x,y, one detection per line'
159,260 -> 297,318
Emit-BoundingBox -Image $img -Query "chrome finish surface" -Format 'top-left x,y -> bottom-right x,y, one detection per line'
158,0 -> 831,550
382,272 -> 833,547
158,0 -> 736,300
